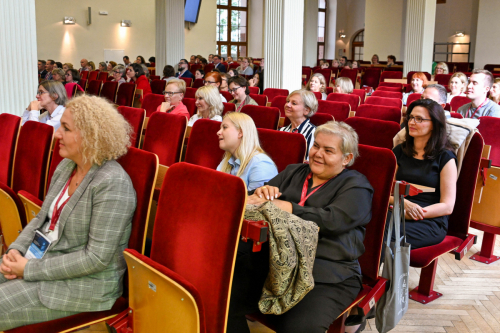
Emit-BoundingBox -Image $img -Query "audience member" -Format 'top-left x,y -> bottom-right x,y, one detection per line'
489,78 -> 500,104
403,72 -> 428,105
371,54 -> 379,65
279,89 -> 317,160
228,121 -> 370,333
228,68 -> 239,77
205,71 -> 228,102
55,62 -> 63,69
332,59 -> 339,68
457,69 -> 500,118
306,73 -> 328,100
340,56 -> 348,67
334,77 -> 354,94
45,59 -> 55,80
208,54 -> 214,63
62,63 -> 73,71
248,57 -> 255,70
126,63 -> 152,103
200,57 -> 208,67
21,80 -> 67,130
52,68 -> 66,83
136,56 -> 146,65
195,69 -> 205,80
38,60 -> 47,78
98,62 -> 107,72
107,61 -> 117,72
387,55 -> 396,67
238,57 -> 254,76
79,59 -> 89,73
189,55 -> 196,64
221,73 -> 230,92
321,61 -> 330,69
188,85 -> 223,126
65,69 -> 80,85
123,56 -> 131,67
148,57 -> 155,67
217,112 -> 278,191
213,55 -> 227,73
422,84 -> 450,118
111,66 -> 126,86
176,59 -> 195,79
228,76 -> 258,111
227,56 -> 234,64
88,61 -> 96,71
434,62 -> 449,75
0,94 -> 136,331
319,59 -> 326,67
447,72 -> 467,103
352,60 -> 359,69
248,72 -> 264,93
162,65 -> 176,83
344,61 -> 352,69
156,79 -> 190,119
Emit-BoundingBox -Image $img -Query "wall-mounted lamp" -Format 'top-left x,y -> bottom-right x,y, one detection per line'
120,20 -> 132,27
63,17 -> 76,25
455,31 -> 465,37
339,33 -> 346,39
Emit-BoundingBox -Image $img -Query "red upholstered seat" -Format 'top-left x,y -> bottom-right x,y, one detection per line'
179,77 -> 192,87
345,117 -> 401,150
361,68 -> 382,89
444,103 -> 451,111
222,102 -> 236,116
87,70 -> 99,81
326,87 -> 334,95
434,74 -> 453,86
302,66 -> 312,83
181,97 -> 197,117
143,112 -> 187,167
377,86 -> 402,92
378,82 -> 403,89
270,95 -> 287,117
189,63 -> 202,75
241,105 -> 280,130
450,112 -> 463,119
327,93 -> 360,111
184,119 -> 224,169
80,71 -> 89,80
204,63 -> 215,73
99,81 -> 118,104
228,62 -> 239,69
339,68 -> 358,86
355,104 -> 402,124
317,100 -> 350,121
150,75 -> 160,81
0,114 -> 21,186
380,70 -> 403,82
220,90 -> 233,102
478,116 -> 500,166
371,90 -> 403,99
406,93 -> 422,107
184,87 -> 197,99
117,107 -> 146,148
258,129 -> 306,171
86,79 -> 102,96
249,86 -> 260,94
364,96 -> 403,110
248,93 -> 268,107
450,96 -> 470,112
351,89 -> 366,104
192,78 -> 205,88
150,79 -> 166,95
115,83 -> 136,107
97,71 -> 108,81
309,113 -> 334,126
406,71 -> 431,85
313,68 -> 333,84
410,236 -> 463,268
263,88 -> 289,103
312,91 -> 323,100
142,93 -> 165,117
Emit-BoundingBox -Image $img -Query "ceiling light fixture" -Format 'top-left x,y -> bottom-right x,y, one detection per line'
63,17 -> 76,25
121,20 -> 132,27
455,31 -> 465,37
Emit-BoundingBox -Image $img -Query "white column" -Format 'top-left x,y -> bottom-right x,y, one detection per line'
0,0 -> 38,116
303,0 -> 318,67
155,0 -> 185,72
403,0 -> 436,76
264,0 -> 304,92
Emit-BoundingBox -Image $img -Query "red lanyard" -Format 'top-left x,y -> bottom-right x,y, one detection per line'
298,173 -> 335,206
467,98 -> 487,119
236,99 -> 246,112
48,170 -> 75,231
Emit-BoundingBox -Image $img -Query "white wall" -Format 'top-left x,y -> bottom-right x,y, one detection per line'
434,0 -> 479,63
364,0 -> 405,62
335,0 -> 365,60
249,0 -> 264,57
184,1 -> 216,60
35,0 -> 155,68
475,0 -> 500,69
325,0 -> 337,59
303,0 -> 318,66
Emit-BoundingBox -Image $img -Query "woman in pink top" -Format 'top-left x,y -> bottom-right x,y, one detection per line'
155,78 -> 190,119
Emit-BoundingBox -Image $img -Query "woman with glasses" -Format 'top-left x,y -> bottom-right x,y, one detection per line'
388,99 -> 457,250
228,68 -> 239,77
155,79 -> 190,119
220,73 -> 230,92
228,76 -> 258,112
403,72 -> 428,106
237,57 -> 254,76
21,80 -> 67,130
188,85 -> 223,127
205,71 -> 228,102
434,62 -> 449,76
126,63 -> 152,103
111,65 -> 126,86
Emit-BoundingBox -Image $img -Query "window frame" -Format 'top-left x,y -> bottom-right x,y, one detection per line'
317,1 -> 327,61
351,29 -> 364,61
216,1 -> 249,59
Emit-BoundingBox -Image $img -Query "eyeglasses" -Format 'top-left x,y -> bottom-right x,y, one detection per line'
162,91 -> 182,96
178,62 -> 187,66
205,80 -> 217,85
436,67 -> 444,70
36,90 -> 49,96
228,86 -> 241,93
407,115 -> 432,123
65,73 -> 71,76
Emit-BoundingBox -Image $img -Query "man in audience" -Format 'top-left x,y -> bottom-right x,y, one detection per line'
321,61 -> 330,69
79,59 -> 90,73
340,56 -> 348,67
387,55 -> 396,67
208,54 -> 214,63
227,56 -> 234,64
44,59 -> 55,80
38,60 -> 47,79
457,69 -> 500,119
175,58 -> 195,79
190,55 -> 196,64
123,56 -> 131,68
422,84 -> 450,118
213,55 -> 227,73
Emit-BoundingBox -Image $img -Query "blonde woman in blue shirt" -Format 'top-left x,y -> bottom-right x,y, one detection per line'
217,112 -> 278,191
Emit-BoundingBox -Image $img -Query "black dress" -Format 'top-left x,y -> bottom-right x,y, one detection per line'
387,144 -> 457,249
227,164 -> 374,333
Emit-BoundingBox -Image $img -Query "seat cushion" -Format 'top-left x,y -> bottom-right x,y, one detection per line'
409,235 -> 463,268
6,297 -> 128,333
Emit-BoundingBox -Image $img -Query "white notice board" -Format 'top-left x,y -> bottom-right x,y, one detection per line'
103,49 -> 125,65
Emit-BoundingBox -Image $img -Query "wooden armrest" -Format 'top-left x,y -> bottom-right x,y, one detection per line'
392,181 -> 432,196
266,102 -> 271,107
349,111 -> 356,118
155,165 -> 169,190
408,183 -> 435,193
185,126 -> 192,139
18,190 -> 42,223
279,117 -> 285,127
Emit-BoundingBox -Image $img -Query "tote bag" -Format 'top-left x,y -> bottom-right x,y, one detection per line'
376,181 -> 410,333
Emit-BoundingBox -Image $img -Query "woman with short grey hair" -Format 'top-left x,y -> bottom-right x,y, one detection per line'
279,89 -> 318,160
112,65 -> 126,86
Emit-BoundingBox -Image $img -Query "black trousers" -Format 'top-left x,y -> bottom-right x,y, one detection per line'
227,240 -> 361,333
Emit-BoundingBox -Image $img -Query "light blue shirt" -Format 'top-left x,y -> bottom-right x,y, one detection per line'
217,153 -> 278,191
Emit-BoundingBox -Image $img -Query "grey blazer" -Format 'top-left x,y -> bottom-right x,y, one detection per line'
8,158 -> 136,312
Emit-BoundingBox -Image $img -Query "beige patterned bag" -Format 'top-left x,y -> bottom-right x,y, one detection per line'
244,201 -> 319,315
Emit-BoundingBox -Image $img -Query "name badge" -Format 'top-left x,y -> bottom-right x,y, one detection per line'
25,231 -> 52,259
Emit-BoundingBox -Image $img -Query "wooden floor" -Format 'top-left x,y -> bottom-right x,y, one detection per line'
81,226 -> 500,333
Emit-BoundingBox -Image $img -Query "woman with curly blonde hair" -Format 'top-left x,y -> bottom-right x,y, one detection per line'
188,85 -> 223,126
0,94 -> 136,330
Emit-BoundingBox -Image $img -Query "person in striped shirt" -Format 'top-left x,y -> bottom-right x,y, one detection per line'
279,89 -> 318,161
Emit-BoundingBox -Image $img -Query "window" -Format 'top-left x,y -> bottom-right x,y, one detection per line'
216,0 -> 248,59
351,30 -> 364,61
317,0 -> 327,60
